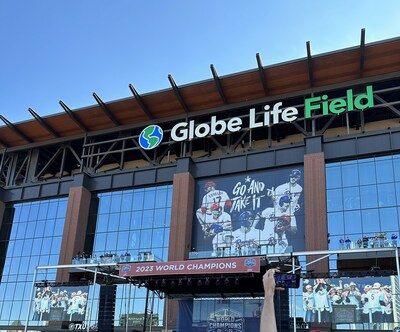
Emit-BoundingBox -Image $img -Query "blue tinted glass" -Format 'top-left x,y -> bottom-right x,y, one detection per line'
139,229 -> 152,250
326,166 -> 342,189
144,190 -> 156,210
153,209 -> 166,228
362,209 -> 380,233
96,214 -> 109,232
54,218 -> 65,235
21,239 -> 33,256
343,210 -> 361,235
117,232 -> 129,249
343,187 -> 360,210
327,212 -> 344,235
105,232 -> 118,252
396,183 -> 400,206
358,160 -> 376,185
119,212 -> 131,231
56,200 -> 67,218
155,189 -> 168,208
394,156 -> 400,182
341,163 -> 359,187
130,230 -> 140,249
47,201 -> 58,219
19,205 -> 30,222
28,203 -> 39,220
152,228 -> 165,246
24,221 -> 35,238
375,157 -> 394,183
378,183 -> 396,207
34,221 -> 45,238
108,213 -> 120,232
379,207 -> 398,231
132,211 -> 142,229
37,202 -> 49,220
110,194 -> 122,213
98,194 -> 111,214
326,189 -> 343,212
43,220 -> 55,237
121,192 -> 133,212
133,191 -> 144,210
51,237 -> 62,252
142,210 -> 154,229
360,185 -> 378,208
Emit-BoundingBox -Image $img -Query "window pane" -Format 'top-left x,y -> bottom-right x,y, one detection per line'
361,209 -> 380,233
360,185 -> 378,209
341,163 -> 359,187
358,160 -> 376,185
327,189 -> 343,212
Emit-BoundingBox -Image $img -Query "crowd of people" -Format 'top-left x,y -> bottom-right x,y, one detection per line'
72,251 -> 155,264
195,169 -> 303,256
33,286 -> 88,322
302,278 -> 393,325
339,233 -> 398,250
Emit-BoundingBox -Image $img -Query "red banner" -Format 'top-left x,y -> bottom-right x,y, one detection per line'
119,256 -> 260,277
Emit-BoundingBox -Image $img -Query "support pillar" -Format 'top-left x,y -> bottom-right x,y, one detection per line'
166,158 -> 195,328
56,186 -> 92,282
304,152 -> 329,273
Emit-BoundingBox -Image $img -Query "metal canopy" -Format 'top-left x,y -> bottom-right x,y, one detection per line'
210,64 -> 228,104
128,83 -> 154,120
0,31 -> 399,149
168,74 -> 190,114
93,92 -> 120,126
59,100 -> 88,132
28,108 -> 60,138
0,114 -> 32,143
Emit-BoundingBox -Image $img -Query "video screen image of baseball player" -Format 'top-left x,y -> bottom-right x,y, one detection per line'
192,168 -> 305,255
32,285 -> 89,322
301,275 -> 395,328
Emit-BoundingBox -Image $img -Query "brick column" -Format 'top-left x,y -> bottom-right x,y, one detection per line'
304,152 -> 329,273
56,186 -> 92,282
166,170 -> 195,328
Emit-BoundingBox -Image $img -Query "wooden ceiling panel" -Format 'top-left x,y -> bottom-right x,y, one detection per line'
266,61 -> 310,95
75,106 -> 115,131
364,41 -> 400,76
143,90 -> 184,118
45,114 -> 85,137
180,81 -> 223,111
313,50 -> 359,86
108,100 -> 150,125
220,71 -> 264,103
16,121 -> 54,142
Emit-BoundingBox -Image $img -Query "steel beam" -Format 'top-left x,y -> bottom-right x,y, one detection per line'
59,100 -> 88,132
128,84 -> 154,120
93,92 -> 120,126
256,53 -> 268,95
210,64 -> 228,104
28,108 -> 60,138
168,74 -> 190,114
0,115 -> 33,143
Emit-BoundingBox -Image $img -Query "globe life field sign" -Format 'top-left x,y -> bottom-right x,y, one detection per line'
139,86 -> 374,149
139,125 -> 163,150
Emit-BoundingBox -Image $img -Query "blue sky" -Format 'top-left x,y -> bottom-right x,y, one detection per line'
0,0 -> 399,123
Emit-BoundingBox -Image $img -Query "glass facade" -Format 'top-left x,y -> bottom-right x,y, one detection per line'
326,154 -> 400,256
90,185 -> 173,328
0,198 -> 67,325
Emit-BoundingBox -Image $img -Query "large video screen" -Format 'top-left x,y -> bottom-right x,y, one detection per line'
302,276 -> 395,325
192,168 -> 305,256
31,285 -> 89,322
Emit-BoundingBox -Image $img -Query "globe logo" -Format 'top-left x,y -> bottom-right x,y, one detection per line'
139,125 -> 163,150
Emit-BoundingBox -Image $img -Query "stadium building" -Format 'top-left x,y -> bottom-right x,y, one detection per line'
0,31 -> 400,331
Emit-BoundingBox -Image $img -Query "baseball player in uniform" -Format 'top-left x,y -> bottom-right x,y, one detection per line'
231,211 -> 260,256
268,169 -> 303,215
196,181 -> 232,229
258,195 -> 295,253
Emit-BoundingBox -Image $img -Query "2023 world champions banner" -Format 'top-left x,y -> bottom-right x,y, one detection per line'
192,167 -> 305,255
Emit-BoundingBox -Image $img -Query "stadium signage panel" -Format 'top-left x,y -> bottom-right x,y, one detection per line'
119,256 -> 260,277
139,86 -> 374,149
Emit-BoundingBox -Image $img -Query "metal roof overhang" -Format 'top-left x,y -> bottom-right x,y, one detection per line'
0,35 -> 399,149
